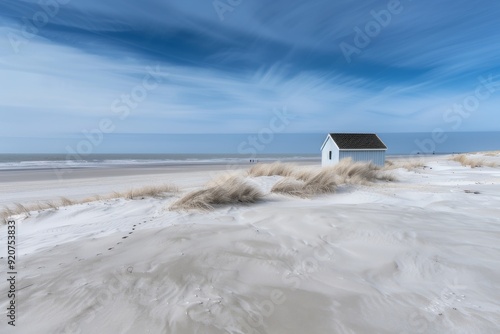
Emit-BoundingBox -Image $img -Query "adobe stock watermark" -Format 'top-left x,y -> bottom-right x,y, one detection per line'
58,266 -> 138,334
228,234 -> 337,333
52,65 -> 165,180
413,74 -> 500,156
339,0 -> 411,63
207,106 -> 295,185
6,0 -> 71,54
58,223 -> 196,334
237,107 -> 295,158
402,278 -> 467,334
213,0 -> 243,21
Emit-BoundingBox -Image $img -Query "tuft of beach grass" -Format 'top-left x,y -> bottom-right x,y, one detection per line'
170,176 -> 263,211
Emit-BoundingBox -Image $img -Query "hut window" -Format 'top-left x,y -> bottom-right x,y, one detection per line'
329,151 -> 332,160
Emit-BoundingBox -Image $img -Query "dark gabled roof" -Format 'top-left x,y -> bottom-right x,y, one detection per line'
329,133 -> 387,150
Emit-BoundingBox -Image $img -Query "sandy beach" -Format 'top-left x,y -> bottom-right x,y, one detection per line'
1,153 -> 500,333
0,159 -> 318,207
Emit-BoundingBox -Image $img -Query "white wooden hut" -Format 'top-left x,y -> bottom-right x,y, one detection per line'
321,133 -> 387,167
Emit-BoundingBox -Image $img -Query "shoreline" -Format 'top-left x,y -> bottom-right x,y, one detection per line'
0,152 -> 496,207
0,153 -> 453,174
0,159 -> 322,207
0,159 -> 320,182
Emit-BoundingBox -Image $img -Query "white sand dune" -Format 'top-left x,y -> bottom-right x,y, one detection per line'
1,154 -> 500,333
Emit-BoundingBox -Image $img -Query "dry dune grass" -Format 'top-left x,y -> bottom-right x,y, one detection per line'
290,167 -> 317,181
123,184 -> 178,200
2,160 -> 400,219
248,162 -> 295,177
1,207 -> 15,223
272,158 -> 395,198
384,160 -> 425,171
331,159 -> 375,184
271,170 -> 338,198
270,178 -> 309,197
476,150 -> 500,157
1,201 -> 60,224
384,160 -> 395,168
302,168 -> 339,193
14,203 -> 31,216
331,158 -> 396,184
263,160 -> 396,183
451,154 -> 497,168
44,201 -> 59,210
402,161 -> 425,170
1,183 -> 178,224
80,184 -> 178,202
59,197 -> 74,206
111,191 -> 122,199
205,171 -> 246,188
170,176 -> 263,211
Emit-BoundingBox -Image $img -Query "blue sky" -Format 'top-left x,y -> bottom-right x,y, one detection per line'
1,0 -> 500,153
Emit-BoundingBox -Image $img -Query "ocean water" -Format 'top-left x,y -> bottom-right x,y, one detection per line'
0,131 -> 498,171
0,154 -> 318,171
379,131 -> 500,155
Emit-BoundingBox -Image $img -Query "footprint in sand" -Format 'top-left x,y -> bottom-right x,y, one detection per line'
105,222 -> 139,253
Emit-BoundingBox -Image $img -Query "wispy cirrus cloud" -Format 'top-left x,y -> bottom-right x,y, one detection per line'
1,0 -> 500,153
